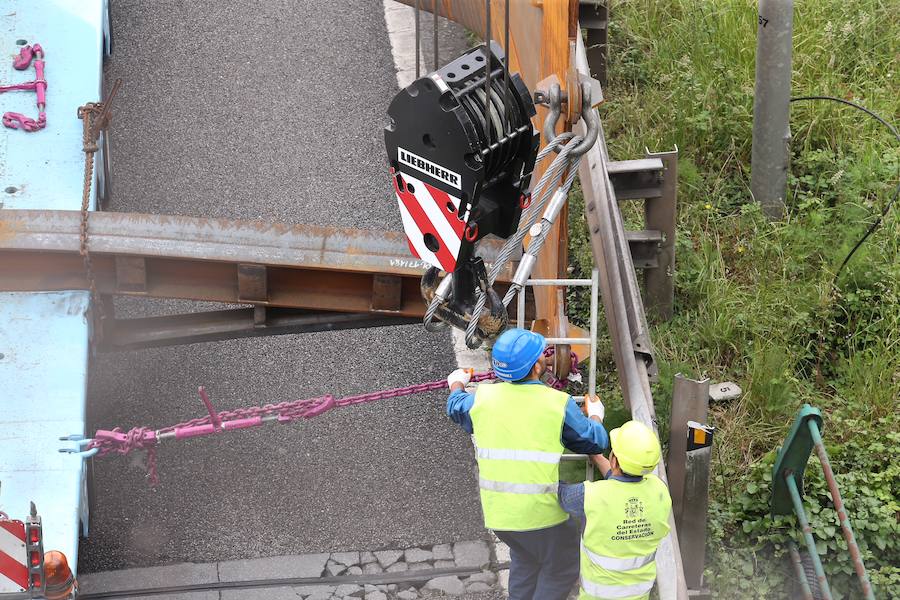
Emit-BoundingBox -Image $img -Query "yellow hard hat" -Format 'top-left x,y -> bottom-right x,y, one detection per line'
610,420 -> 662,476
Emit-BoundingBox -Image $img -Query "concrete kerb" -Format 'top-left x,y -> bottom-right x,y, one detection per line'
79,539 -> 506,599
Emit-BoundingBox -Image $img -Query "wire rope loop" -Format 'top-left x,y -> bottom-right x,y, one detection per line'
423,296 -> 449,331
424,315 -> 449,332
464,328 -> 483,350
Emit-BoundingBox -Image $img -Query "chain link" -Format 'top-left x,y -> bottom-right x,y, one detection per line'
1,44 -> 47,132
77,103 -> 101,298
76,79 -> 122,342
85,358 -> 586,487
86,372 -> 500,484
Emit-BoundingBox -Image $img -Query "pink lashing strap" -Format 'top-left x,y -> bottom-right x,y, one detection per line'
0,44 -> 47,132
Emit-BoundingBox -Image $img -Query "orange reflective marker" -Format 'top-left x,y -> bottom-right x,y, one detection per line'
693,427 -> 707,446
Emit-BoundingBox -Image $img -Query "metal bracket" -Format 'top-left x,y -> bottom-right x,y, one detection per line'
25,503 -> 44,597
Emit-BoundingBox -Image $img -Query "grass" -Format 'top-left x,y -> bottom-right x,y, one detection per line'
565,0 -> 899,596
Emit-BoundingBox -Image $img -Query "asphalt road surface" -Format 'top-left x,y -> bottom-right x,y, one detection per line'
80,0 -> 481,572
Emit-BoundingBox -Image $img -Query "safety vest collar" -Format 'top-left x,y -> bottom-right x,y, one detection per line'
478,477 -> 559,495
581,541 -> 656,571
605,471 -> 643,483
580,576 -> 655,599
475,446 -> 562,464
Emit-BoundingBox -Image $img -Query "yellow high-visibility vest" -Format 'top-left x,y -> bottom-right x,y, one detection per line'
580,476 -> 671,599
469,382 -> 569,531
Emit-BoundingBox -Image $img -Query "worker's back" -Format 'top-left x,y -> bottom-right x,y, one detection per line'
580,475 -> 671,600
470,381 -> 569,531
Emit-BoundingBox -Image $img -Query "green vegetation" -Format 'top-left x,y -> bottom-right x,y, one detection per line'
566,0 -> 899,597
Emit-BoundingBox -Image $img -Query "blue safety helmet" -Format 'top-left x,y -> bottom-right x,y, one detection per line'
491,328 -> 546,381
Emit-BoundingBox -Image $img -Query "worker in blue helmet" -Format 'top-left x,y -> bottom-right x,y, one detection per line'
446,328 -> 610,600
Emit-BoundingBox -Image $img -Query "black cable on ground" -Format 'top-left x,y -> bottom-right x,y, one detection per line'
790,96 -> 899,384
789,95 -> 900,280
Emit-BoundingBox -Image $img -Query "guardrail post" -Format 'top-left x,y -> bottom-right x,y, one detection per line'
643,148 -> 677,321
579,1 -> 609,87
667,374 -> 710,526
681,422 -> 714,593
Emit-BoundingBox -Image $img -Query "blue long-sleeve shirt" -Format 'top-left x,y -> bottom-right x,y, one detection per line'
559,472 -> 643,519
446,380 -> 609,455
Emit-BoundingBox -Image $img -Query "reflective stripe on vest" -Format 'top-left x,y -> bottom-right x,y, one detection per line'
580,542 -> 656,571
479,478 -> 559,495
580,576 -> 655,599
475,447 -> 562,464
469,382 -> 570,531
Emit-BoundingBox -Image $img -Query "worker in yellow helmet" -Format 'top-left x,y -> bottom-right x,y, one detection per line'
446,328 -> 609,600
558,420 -> 672,599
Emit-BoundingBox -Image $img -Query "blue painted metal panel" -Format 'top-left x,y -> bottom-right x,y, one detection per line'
0,0 -> 106,577
1,0 -> 105,210
0,292 -> 91,571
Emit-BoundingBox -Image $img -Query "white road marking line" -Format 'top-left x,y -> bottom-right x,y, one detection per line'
383,1 -> 427,90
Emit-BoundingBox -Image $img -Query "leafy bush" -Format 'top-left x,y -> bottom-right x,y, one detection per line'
705,410 -> 900,598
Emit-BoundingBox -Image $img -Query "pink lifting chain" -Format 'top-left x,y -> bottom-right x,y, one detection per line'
1,44 -> 47,132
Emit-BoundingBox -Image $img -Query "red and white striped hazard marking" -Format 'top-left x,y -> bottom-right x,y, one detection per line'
391,169 -> 467,272
0,520 -> 28,592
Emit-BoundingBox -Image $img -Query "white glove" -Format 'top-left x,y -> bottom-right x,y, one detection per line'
447,368 -> 472,389
585,395 -> 605,422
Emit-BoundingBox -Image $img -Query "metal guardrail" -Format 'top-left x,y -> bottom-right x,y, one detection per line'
574,31 -> 689,600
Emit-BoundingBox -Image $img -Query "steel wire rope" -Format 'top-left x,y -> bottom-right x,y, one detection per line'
433,0 -> 439,70
462,135 -> 584,346
422,133 -> 580,334
503,0 -> 510,135
414,0 -> 420,79
501,163 -> 580,306
484,0 -> 492,149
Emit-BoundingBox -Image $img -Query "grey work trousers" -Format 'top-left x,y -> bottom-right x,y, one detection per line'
494,518 -> 580,600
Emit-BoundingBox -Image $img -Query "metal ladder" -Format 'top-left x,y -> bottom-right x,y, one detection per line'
516,268 -> 600,481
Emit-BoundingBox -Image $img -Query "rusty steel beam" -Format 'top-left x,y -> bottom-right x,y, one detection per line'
99,308 -> 420,351
0,210 -> 523,319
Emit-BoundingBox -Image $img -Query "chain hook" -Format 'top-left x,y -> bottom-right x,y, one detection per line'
1,43 -> 47,133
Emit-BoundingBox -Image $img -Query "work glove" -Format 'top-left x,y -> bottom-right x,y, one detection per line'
584,394 -> 605,422
447,368 -> 472,389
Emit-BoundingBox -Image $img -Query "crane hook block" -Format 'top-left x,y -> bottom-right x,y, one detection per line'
384,41 -> 539,275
